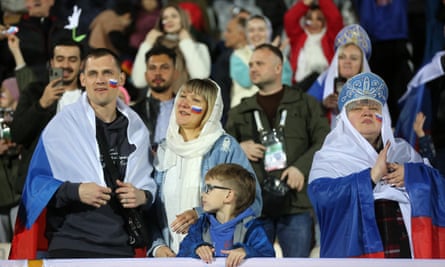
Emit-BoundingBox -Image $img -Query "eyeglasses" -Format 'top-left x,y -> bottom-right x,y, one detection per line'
203,184 -> 231,194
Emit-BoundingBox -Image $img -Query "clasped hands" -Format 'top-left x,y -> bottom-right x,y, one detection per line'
79,180 -> 146,208
371,141 -> 405,187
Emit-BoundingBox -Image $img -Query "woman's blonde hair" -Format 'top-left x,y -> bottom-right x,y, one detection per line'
180,79 -> 218,128
155,4 -> 191,33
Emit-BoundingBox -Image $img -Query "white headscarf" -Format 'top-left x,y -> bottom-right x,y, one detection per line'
162,79 -> 225,161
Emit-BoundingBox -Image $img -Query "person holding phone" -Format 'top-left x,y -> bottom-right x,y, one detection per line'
10,38 -> 84,211
307,24 -> 372,128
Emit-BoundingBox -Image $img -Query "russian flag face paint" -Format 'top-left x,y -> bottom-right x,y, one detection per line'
375,113 -> 383,123
109,79 -> 118,89
191,105 -> 203,114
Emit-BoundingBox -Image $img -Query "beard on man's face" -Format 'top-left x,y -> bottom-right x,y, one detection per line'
149,84 -> 170,93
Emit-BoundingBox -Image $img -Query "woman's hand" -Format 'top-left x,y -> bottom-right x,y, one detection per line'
383,162 -> 405,188
145,29 -> 163,45
170,208 -> 198,234
178,28 -> 191,40
322,93 -> 338,111
154,245 -> 176,257
371,141 -> 390,184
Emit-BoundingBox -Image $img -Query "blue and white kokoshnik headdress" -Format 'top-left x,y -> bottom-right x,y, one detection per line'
338,72 -> 388,111
334,24 -> 372,59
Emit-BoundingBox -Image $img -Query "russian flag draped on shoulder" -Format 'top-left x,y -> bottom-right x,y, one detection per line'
9,93 -> 155,259
396,51 -> 445,145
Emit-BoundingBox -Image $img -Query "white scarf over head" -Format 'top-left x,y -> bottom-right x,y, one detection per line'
155,80 -> 225,252
309,102 -> 423,248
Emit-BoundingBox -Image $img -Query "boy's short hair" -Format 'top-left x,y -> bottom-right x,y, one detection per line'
205,163 -> 256,216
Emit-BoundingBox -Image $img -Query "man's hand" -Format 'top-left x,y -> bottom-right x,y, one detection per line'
78,183 -> 112,208
196,245 -> 214,264
0,139 -> 10,154
281,166 -> 305,191
221,247 -> 246,267
171,209 -> 198,234
115,179 -> 147,208
240,140 -> 266,161
39,79 -> 65,109
154,245 -> 176,257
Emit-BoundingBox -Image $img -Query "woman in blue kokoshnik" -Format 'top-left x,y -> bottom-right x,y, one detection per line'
308,72 -> 445,258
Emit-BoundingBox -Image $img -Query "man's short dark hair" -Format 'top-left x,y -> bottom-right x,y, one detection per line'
145,45 -> 177,66
254,43 -> 283,63
50,38 -> 85,59
84,48 -> 121,70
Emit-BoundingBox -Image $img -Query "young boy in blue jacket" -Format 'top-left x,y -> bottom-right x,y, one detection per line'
177,163 -> 275,266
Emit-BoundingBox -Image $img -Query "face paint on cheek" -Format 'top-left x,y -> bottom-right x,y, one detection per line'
375,112 -> 383,123
109,79 -> 118,89
191,105 -> 203,114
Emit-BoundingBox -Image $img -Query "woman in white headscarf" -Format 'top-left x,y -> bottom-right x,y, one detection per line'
308,72 -> 445,258
150,78 -> 262,257
229,14 -> 293,108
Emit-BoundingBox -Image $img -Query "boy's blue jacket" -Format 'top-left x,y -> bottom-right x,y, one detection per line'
177,208 -> 275,258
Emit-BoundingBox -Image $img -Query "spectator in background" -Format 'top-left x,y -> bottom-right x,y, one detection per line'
422,0 -> 445,65
88,0 -> 134,58
256,0 -> 287,39
132,45 -> 177,163
129,0 -> 162,54
211,15 -> 248,124
413,112 -> 436,164
0,76 -> 20,244
229,15 -> 293,108
230,15 -> 292,107
10,38 -> 84,225
0,0 -> 69,85
307,24 -> 372,128
212,0 -> 263,38
131,4 -> 210,92
284,0 -> 343,91
226,44 -> 330,257
396,51 -> 445,176
354,0 -> 413,125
